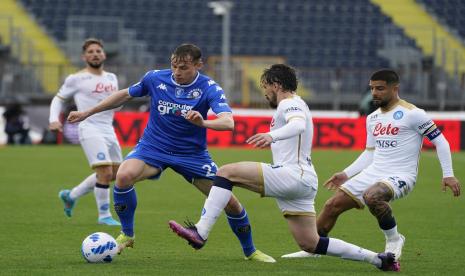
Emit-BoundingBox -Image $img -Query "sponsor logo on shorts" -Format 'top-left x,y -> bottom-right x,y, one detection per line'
97,152 -> 106,160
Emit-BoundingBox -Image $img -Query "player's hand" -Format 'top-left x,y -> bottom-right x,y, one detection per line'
324,172 -> 349,190
48,121 -> 63,132
442,176 -> 461,197
246,133 -> 273,148
185,110 -> 204,127
67,111 -> 89,123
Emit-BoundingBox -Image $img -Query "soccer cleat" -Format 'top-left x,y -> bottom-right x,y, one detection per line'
168,220 -> 206,250
115,233 -> 135,254
58,189 -> 75,217
385,234 -> 405,261
245,249 -> 276,263
281,250 -> 321,258
377,252 -> 400,272
98,216 -> 121,226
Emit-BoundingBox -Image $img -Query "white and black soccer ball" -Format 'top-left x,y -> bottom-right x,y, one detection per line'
81,232 -> 118,263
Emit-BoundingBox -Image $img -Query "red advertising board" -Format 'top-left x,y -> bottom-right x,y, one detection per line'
113,112 -> 461,151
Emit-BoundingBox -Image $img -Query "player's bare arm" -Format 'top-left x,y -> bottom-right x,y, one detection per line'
68,89 -> 132,123
187,111 -> 234,131
246,133 -> 273,148
324,172 -> 349,190
442,176 -> 461,197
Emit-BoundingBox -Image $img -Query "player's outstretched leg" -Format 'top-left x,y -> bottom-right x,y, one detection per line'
168,220 -> 206,249
58,189 -> 75,217
113,185 -> 137,253
281,251 -> 320,258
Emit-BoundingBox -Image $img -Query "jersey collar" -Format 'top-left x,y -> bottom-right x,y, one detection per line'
170,72 -> 200,87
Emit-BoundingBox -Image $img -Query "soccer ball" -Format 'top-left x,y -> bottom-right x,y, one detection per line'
81,232 -> 118,263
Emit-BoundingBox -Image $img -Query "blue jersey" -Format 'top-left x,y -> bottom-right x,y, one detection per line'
128,69 -> 231,154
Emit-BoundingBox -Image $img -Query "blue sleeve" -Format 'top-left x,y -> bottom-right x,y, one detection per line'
128,71 -> 154,97
207,84 -> 232,114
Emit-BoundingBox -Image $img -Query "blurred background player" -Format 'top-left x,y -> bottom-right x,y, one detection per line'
49,38 -> 121,226
3,103 -> 31,145
67,43 -> 274,262
282,69 -> 461,260
168,64 -> 399,271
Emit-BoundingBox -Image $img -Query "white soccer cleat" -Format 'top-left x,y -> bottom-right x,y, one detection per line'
281,251 -> 321,258
385,234 -> 405,261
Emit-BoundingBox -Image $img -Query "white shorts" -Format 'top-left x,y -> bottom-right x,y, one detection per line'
260,163 -> 318,217
340,169 -> 416,208
79,135 -> 123,168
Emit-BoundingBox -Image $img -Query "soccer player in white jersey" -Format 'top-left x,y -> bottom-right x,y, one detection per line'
282,69 -> 461,261
168,64 -> 399,271
49,38 -> 121,226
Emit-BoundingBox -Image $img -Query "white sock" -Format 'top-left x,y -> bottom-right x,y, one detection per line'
327,238 -> 381,268
382,225 -> 400,240
195,186 -> 232,239
94,184 -> 111,219
69,173 -> 97,200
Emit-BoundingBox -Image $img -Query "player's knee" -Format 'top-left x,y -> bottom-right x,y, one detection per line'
362,192 -> 378,207
115,170 -> 134,187
216,164 -> 236,179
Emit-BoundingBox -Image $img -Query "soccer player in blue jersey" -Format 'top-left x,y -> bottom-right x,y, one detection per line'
67,43 -> 275,262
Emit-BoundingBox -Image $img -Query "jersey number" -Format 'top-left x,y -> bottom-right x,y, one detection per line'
202,162 -> 218,177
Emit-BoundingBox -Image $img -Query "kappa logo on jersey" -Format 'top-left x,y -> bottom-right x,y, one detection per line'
92,82 -> 116,93
418,120 -> 434,131
373,123 -> 399,136
215,86 -> 223,92
285,106 -> 302,113
208,80 -> 216,86
393,110 -> 404,120
157,83 -> 167,91
186,88 -> 203,99
157,100 -> 193,117
369,114 -> 378,120
220,94 -> 226,100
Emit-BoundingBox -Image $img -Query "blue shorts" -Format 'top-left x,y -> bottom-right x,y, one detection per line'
125,143 -> 218,183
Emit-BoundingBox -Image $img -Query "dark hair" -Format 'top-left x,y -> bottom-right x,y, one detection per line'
370,69 -> 399,85
82,38 -> 104,52
172,43 -> 202,63
260,64 -> 298,91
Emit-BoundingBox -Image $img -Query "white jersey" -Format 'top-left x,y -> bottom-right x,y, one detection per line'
270,95 -> 313,170
365,99 -> 440,179
57,70 -> 119,137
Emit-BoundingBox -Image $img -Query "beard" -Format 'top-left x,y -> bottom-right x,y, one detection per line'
267,93 -> 278,108
373,98 -> 388,108
87,61 -> 103,69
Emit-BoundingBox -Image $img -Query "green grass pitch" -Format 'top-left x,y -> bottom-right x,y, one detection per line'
0,146 -> 463,275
